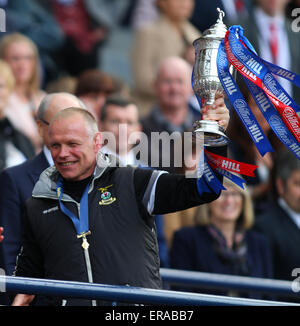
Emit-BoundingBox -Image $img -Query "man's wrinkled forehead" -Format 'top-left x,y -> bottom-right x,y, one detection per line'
49,119 -> 91,147
50,112 -> 84,130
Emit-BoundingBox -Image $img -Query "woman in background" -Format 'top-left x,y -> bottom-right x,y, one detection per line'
0,33 -> 46,152
0,59 -> 35,172
170,178 -> 273,299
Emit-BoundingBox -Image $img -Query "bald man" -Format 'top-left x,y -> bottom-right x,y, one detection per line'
141,56 -> 229,172
0,93 -> 86,280
13,106 -> 228,306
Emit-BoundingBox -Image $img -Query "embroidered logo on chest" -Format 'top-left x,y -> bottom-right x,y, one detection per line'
98,184 -> 116,205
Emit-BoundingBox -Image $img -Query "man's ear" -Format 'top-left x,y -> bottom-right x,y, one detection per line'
94,132 -> 103,152
36,120 -> 44,138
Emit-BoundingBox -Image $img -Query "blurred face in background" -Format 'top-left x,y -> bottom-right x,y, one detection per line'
277,170 -> 300,213
157,0 -> 195,22
155,58 -> 192,111
100,104 -> 141,156
209,186 -> 243,225
4,40 -> 36,86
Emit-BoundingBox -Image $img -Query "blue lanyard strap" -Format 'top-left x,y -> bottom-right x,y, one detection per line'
56,177 -> 90,236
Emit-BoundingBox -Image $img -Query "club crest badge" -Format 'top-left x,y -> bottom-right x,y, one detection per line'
98,185 -> 116,205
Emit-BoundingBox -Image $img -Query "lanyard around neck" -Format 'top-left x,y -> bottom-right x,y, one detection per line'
56,177 -> 90,237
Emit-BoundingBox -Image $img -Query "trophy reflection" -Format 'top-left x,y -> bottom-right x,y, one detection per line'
192,8 -> 232,146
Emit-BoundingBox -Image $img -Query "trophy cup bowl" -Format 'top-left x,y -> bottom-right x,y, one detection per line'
192,8 -> 232,146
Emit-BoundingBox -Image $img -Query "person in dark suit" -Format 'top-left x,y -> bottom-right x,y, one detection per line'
0,92 -> 86,279
190,0 -> 252,33
170,178 -> 273,300
254,148 -> 300,286
99,95 -> 170,267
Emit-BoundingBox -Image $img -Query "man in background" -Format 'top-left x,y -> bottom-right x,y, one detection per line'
141,56 -> 227,173
255,148 -> 300,288
99,95 -> 169,267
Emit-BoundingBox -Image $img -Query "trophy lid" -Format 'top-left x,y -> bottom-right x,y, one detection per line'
201,8 -> 227,39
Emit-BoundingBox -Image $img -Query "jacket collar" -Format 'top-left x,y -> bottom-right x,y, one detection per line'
32,151 -> 120,200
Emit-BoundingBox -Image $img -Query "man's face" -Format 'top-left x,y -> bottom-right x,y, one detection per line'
100,104 -> 141,155
155,62 -> 192,111
277,170 -> 300,213
49,113 -> 101,181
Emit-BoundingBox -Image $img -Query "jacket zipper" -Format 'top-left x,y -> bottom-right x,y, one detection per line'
33,163 -> 110,306
34,196 -> 98,306
76,203 -> 97,307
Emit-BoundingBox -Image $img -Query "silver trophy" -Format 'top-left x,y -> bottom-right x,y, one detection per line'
192,8 -> 231,146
